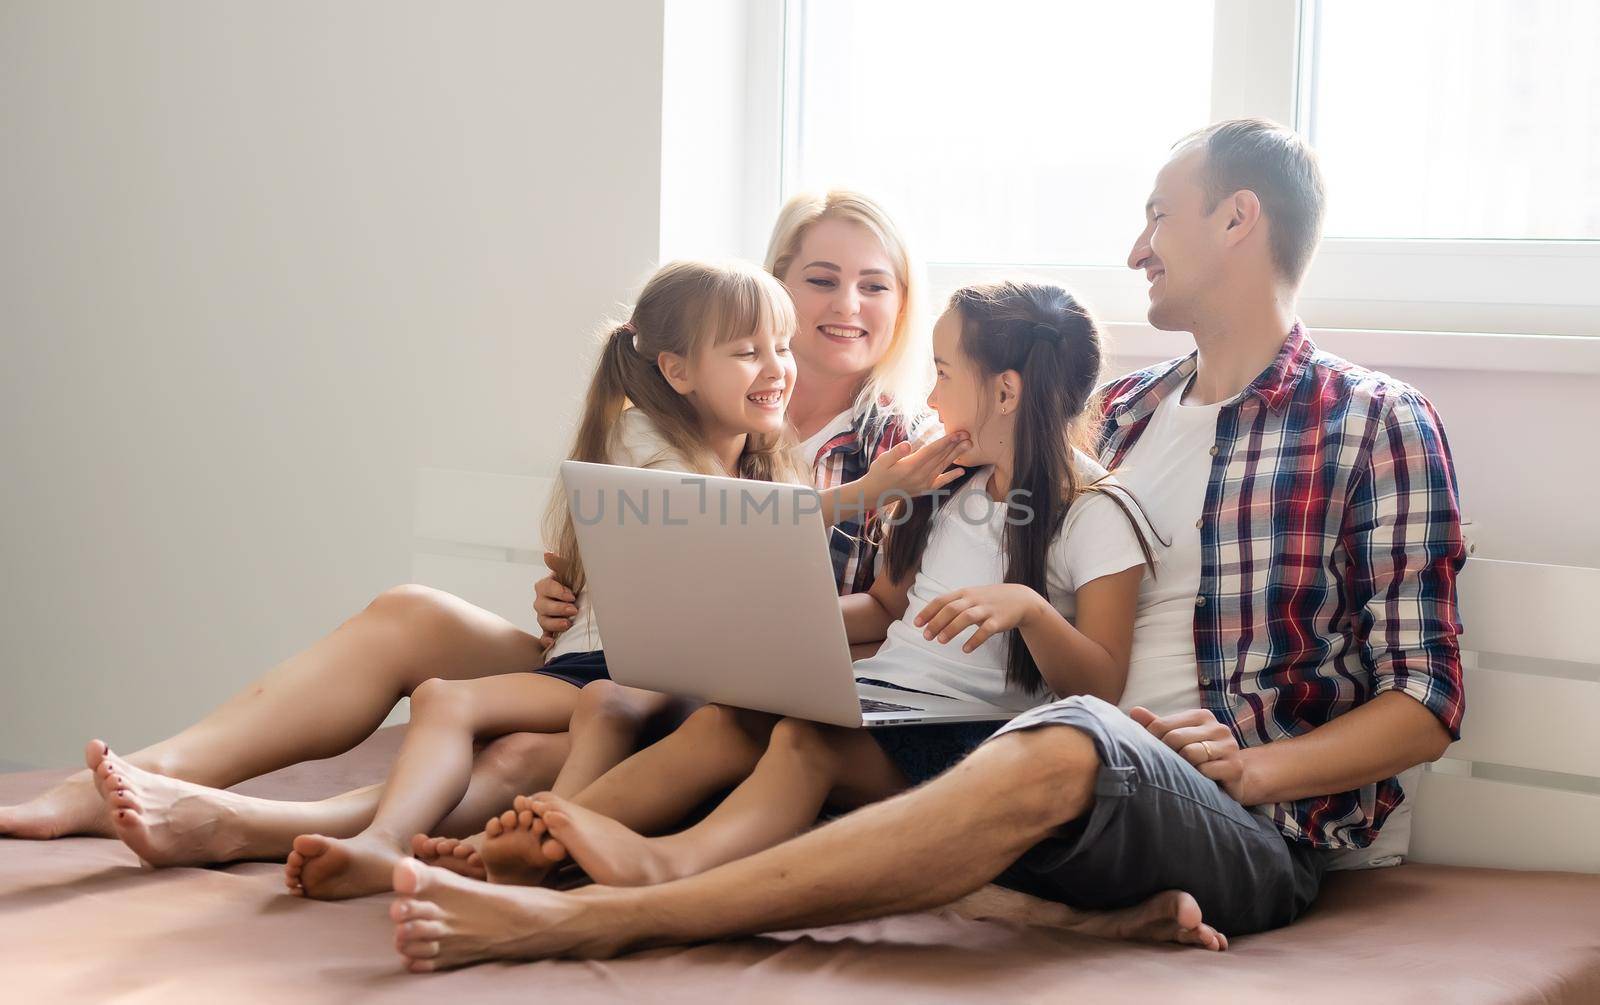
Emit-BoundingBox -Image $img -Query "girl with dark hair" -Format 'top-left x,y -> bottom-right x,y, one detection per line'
478,281 -> 1161,889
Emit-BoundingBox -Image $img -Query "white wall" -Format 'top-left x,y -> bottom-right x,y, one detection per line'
1,0 -> 666,769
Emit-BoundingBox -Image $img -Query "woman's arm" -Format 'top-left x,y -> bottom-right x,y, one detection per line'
914,566 -> 1142,704
815,432 -> 969,528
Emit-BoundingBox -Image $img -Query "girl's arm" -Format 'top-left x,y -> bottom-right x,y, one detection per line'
840,561 -> 914,645
914,565 -> 1142,703
814,432 -> 969,528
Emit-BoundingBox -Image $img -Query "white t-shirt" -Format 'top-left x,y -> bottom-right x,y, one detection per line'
854,454 -> 1152,712
545,408 -> 696,662
797,409 -> 855,470
1110,385 -> 1223,715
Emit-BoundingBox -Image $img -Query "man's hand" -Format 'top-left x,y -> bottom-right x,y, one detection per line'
914,584 -> 1046,654
1129,706 -> 1254,805
532,551 -> 578,650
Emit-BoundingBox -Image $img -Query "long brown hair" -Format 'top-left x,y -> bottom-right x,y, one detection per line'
545,260 -> 810,595
883,281 -> 1155,696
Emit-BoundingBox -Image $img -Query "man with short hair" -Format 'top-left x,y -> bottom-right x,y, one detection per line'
386,119 -> 1467,969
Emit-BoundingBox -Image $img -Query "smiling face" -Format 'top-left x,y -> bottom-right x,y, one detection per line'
926,308 -> 1012,469
669,320 -> 797,441
779,217 -> 903,390
1127,146 -> 1229,332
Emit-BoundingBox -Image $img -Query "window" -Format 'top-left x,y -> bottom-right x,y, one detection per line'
758,0 -> 1600,337
1304,0 -> 1600,241
788,0 -> 1214,268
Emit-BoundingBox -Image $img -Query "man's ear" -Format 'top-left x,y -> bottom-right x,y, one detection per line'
657,351 -> 694,395
1223,189 -> 1264,247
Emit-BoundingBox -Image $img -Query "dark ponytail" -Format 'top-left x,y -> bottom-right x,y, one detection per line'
883,282 -> 1154,696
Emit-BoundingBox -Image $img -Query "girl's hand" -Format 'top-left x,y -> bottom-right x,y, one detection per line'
914,584 -> 1047,654
532,551 -> 578,649
860,431 -> 969,509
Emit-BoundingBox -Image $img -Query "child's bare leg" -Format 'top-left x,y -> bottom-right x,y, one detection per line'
539,718 -> 903,886
415,732 -> 571,880
287,674 -> 580,900
86,730 -> 568,868
1,585 -> 544,840
479,681 -> 682,884
479,703 -> 775,886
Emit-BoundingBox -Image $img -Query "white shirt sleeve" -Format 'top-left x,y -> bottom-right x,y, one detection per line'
1046,486 -> 1154,601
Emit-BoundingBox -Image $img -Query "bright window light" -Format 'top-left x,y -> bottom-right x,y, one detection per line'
790,0 -> 1215,266
1307,0 -> 1600,241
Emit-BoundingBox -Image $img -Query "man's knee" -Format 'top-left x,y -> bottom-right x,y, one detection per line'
966,723 -> 1100,827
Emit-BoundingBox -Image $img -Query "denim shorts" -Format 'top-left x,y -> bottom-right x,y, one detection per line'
987,695 -> 1327,936
532,649 -> 610,689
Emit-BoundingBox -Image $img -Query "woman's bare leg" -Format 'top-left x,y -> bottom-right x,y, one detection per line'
286,673 -> 581,900
0,585 -> 545,840
538,718 -> 903,886
86,731 -> 570,868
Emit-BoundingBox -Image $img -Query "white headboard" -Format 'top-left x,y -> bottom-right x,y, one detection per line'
1410,558 -> 1600,873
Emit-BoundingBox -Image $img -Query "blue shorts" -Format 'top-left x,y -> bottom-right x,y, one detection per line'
533,649 -> 610,689
872,720 -> 1001,786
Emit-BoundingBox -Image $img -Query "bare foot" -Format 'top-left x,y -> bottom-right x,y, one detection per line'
411,831 -> 487,881
390,858 -> 628,971
285,833 -> 403,900
1066,890 -> 1229,952
86,741 -> 255,867
0,765 -> 113,840
478,794 -> 567,887
533,794 -> 683,888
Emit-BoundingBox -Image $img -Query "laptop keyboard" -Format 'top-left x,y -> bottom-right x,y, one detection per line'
859,696 -> 921,714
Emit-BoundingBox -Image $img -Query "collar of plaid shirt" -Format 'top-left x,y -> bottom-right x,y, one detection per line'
1096,321 -> 1468,851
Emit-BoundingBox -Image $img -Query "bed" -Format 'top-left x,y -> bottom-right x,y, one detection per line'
6,516 -> 1599,1002
4,724 -> 1599,1005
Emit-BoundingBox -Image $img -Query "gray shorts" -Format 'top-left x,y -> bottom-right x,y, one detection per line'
987,695 -> 1327,936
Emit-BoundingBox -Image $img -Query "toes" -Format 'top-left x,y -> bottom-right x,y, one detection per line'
399,939 -> 441,960
84,739 -> 109,771
392,857 -> 429,896
485,817 -> 503,838
540,837 -> 567,862
292,833 -> 330,858
390,896 -> 445,922
449,843 -> 474,861
396,919 -> 448,942
410,834 -> 434,858
512,794 -> 534,812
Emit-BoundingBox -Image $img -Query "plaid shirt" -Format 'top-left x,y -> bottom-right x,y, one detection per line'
1099,323 -> 1467,850
811,406 -> 938,596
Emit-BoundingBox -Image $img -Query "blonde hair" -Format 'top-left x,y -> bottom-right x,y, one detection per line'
545,260 -> 811,595
763,190 -> 931,433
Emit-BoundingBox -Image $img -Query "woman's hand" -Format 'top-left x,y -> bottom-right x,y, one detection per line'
914,584 -> 1047,654
1128,706 -> 1253,805
859,431 -> 969,510
532,551 -> 578,650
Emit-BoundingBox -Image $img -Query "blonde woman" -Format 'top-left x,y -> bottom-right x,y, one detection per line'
1,194 -> 964,867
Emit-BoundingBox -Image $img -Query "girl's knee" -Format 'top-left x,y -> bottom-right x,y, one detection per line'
575,680 -> 652,726
407,676 -> 472,720
768,717 -> 841,767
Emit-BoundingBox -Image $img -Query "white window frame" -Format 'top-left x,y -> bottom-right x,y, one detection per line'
734,0 -> 1600,354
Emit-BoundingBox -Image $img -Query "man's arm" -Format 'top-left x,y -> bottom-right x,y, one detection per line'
1139,389 -> 1467,806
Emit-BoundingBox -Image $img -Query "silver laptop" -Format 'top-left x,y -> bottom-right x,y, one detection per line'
560,460 -> 1018,728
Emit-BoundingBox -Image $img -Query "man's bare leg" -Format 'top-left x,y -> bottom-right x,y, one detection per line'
286,674 -> 581,900
537,718 -> 904,886
474,703 -> 775,885
388,725 -> 1226,971
84,731 -> 569,867
1,585 -> 545,840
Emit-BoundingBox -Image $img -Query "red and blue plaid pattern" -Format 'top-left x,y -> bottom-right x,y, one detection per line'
1099,323 -> 1467,850
811,407 -> 937,596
